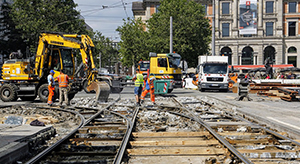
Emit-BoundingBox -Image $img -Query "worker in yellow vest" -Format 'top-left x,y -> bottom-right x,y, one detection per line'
57,69 -> 69,105
132,69 -> 144,106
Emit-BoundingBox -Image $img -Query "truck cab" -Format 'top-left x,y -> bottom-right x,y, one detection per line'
149,52 -> 182,92
197,56 -> 229,92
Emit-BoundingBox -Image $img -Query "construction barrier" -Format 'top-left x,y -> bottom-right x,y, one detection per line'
183,78 -> 198,89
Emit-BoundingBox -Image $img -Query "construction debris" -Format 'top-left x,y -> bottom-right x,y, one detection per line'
257,87 -> 300,102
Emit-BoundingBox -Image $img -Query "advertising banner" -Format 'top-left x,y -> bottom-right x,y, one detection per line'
239,0 -> 257,34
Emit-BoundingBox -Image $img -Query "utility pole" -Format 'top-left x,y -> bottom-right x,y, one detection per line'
212,0 -> 215,56
170,16 -> 173,53
97,52 -> 101,71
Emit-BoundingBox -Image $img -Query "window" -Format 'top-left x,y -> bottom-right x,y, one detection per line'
222,2 -> 230,14
288,46 -> 297,53
156,4 -> 160,13
266,22 -> 274,36
266,1 -> 274,13
288,56 -> 297,67
222,23 -> 230,37
203,4 -> 207,15
289,2 -> 297,13
288,22 -> 296,36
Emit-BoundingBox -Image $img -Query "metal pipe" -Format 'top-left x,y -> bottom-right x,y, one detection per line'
170,16 -> 173,53
212,0 -> 215,56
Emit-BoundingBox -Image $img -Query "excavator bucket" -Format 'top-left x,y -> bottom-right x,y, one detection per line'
86,81 -> 110,102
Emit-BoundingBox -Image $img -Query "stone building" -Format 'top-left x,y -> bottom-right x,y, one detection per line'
132,0 -> 300,67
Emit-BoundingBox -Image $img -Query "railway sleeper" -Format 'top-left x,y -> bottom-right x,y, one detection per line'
59,144 -> 119,153
42,155 -> 114,164
127,147 -> 227,156
74,133 -> 125,139
240,150 -> 300,159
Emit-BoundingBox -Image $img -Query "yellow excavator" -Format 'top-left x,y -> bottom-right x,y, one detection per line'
0,32 -> 110,102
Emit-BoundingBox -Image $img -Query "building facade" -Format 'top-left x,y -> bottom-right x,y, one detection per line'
132,0 -> 300,67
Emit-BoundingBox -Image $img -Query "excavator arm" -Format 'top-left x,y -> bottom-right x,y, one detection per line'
34,33 -> 97,82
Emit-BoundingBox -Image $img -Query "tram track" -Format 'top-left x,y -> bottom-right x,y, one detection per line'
4,94 -> 298,164
174,96 -> 300,164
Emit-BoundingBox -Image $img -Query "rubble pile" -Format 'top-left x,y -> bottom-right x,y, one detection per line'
136,110 -> 201,132
0,104 -> 80,145
70,97 -> 100,107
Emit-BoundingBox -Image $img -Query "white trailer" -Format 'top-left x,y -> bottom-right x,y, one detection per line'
196,56 -> 229,92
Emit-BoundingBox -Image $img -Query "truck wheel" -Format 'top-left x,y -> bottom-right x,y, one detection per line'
38,84 -> 50,103
200,88 -> 205,92
20,96 -> 37,101
83,80 -> 95,93
0,84 -> 18,102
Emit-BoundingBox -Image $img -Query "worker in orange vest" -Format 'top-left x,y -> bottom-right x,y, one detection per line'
47,70 -> 55,106
57,69 -> 70,105
141,75 -> 155,105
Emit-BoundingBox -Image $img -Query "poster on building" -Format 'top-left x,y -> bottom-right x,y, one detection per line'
239,0 -> 257,34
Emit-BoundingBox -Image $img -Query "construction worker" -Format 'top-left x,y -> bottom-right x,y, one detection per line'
141,75 -> 156,105
57,69 -> 70,105
47,70 -> 55,106
132,69 -> 144,106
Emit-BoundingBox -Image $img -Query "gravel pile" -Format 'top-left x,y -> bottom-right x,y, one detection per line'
136,109 -> 201,132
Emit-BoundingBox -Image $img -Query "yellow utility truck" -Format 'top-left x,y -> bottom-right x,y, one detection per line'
149,52 -> 182,93
0,32 -> 111,102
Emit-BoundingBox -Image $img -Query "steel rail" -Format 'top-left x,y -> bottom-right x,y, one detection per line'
25,106 -> 85,164
26,95 -> 121,164
113,106 -> 140,164
172,97 -> 253,164
196,96 -> 300,147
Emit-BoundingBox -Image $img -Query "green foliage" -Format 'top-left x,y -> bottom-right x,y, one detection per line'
0,2 -> 26,55
91,31 -> 119,70
147,0 -> 211,67
116,18 -> 149,67
11,0 -> 88,51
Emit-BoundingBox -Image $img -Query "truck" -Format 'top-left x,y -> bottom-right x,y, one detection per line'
149,52 -> 182,93
137,60 -> 150,76
0,32 -> 113,102
196,56 -> 229,92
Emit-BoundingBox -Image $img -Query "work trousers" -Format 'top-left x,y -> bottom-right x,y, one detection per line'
47,85 -> 55,104
141,88 -> 155,102
59,87 -> 69,105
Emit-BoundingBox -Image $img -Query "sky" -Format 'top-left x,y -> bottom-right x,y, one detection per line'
73,0 -> 142,41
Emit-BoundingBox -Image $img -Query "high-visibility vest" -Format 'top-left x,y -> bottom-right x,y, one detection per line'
58,73 -> 69,88
148,77 -> 154,89
135,73 -> 143,87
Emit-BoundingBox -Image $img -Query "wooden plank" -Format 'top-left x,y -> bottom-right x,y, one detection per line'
132,132 -> 211,138
130,140 -> 219,147
127,147 -> 226,156
133,137 -> 212,141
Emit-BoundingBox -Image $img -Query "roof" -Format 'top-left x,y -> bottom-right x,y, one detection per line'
132,2 -> 144,11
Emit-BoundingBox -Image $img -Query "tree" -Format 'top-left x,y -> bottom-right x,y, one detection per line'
91,31 -> 119,73
147,0 -> 211,67
11,0 -> 88,51
116,18 -> 149,68
0,2 -> 26,56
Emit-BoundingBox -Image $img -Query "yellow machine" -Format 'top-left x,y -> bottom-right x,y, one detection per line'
0,32 -> 102,102
149,52 -> 182,93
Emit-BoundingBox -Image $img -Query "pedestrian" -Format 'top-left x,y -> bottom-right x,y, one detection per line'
47,70 -> 55,106
132,69 -> 144,106
141,75 -> 156,105
57,69 -> 70,105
